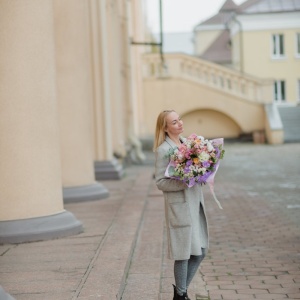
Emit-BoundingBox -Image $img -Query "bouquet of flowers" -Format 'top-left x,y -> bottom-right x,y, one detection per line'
165,133 -> 225,208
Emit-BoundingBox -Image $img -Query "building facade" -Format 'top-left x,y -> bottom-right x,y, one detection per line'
194,0 -> 300,105
0,0 -> 146,244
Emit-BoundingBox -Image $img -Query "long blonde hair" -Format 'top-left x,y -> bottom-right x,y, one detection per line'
153,110 -> 175,151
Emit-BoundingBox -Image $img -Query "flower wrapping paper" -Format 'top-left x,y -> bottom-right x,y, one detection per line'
165,134 -> 225,209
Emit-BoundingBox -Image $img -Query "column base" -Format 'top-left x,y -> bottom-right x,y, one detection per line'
0,211 -> 83,244
94,158 -> 124,180
63,182 -> 109,203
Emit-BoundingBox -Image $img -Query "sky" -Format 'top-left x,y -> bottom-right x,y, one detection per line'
144,0 -> 247,33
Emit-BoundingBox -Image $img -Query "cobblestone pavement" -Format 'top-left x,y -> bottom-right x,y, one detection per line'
0,143 -> 299,300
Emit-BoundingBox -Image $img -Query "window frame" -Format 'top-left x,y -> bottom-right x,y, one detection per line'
296,33 -> 300,57
297,79 -> 300,102
273,80 -> 286,103
271,34 -> 285,59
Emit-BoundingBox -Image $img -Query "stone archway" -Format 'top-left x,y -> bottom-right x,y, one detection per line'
181,109 -> 241,139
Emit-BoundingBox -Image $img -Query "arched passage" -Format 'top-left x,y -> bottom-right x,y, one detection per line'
181,109 -> 241,139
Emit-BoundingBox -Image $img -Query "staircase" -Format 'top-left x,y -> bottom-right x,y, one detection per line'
143,53 -> 273,105
142,53 -> 283,143
278,106 -> 300,142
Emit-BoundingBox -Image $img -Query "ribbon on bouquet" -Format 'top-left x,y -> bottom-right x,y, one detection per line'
164,138 -> 224,209
206,138 -> 223,209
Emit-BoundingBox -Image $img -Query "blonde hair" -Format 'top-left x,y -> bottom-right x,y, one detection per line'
153,110 -> 175,151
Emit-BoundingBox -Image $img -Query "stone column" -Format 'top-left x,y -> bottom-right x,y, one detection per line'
107,1 -> 126,158
122,0 -> 146,163
0,0 -> 82,243
88,0 -> 124,180
53,0 -> 109,200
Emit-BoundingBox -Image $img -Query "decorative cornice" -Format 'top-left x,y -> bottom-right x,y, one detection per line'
229,12 -> 300,36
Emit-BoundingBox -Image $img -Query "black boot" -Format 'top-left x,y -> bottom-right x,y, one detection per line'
172,284 -> 188,300
183,291 -> 191,300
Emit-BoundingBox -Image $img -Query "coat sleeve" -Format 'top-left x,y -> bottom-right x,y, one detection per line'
155,145 -> 187,192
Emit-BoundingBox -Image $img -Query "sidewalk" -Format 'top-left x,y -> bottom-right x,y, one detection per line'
0,143 -> 299,300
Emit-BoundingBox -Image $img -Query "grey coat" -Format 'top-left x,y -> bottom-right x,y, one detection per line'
155,136 -> 209,260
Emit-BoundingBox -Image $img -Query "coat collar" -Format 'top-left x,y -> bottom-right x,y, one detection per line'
165,135 -> 185,149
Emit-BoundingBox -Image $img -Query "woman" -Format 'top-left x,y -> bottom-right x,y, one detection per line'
154,110 -> 208,300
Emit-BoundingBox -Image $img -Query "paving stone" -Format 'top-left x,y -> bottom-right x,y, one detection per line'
287,293 -> 300,299
200,144 -> 300,300
0,144 -> 299,299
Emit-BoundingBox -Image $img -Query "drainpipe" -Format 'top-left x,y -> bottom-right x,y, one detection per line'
229,14 -> 244,73
159,0 -> 164,65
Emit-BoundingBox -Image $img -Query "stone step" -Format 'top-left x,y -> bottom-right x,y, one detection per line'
278,106 -> 300,142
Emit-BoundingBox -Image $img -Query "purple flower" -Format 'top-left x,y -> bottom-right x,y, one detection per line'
197,171 -> 212,184
202,161 -> 210,168
186,160 -> 193,167
189,177 -> 195,186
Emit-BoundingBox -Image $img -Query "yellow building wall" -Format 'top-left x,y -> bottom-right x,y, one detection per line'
194,30 -> 223,56
231,32 -> 241,71
182,109 -> 241,138
142,78 -> 265,138
232,28 -> 300,103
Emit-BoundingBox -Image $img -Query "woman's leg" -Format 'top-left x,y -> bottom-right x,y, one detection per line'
174,259 -> 188,296
186,249 -> 206,288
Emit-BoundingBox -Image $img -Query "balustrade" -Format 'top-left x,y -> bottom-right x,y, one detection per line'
143,53 -> 273,104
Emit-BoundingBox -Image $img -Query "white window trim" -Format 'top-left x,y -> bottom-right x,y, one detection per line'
271,34 -> 285,59
296,33 -> 300,58
297,79 -> 300,102
273,80 -> 286,103
271,56 -> 287,61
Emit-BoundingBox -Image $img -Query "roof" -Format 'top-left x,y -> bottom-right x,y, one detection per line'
237,0 -> 261,12
200,30 -> 232,64
239,0 -> 300,14
198,12 -> 233,26
195,0 -> 238,27
194,0 -> 300,64
220,0 -> 238,11
195,0 -> 300,28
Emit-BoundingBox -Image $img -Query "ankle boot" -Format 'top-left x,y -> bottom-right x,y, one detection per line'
183,291 -> 191,300
172,284 -> 188,300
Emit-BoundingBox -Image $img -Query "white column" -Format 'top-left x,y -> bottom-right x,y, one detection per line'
0,0 -> 82,243
123,0 -> 146,163
53,0 -> 109,200
107,1 -> 126,158
88,0 -> 124,180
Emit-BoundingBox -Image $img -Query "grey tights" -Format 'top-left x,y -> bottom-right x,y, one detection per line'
174,250 -> 206,296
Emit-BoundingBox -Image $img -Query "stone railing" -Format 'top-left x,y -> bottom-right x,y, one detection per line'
143,53 -> 273,104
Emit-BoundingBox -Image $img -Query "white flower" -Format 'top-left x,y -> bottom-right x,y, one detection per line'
207,142 -> 214,152
199,151 -> 210,162
177,154 -> 183,160
200,167 -> 206,173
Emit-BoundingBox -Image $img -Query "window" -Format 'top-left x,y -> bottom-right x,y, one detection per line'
296,33 -> 300,56
273,80 -> 286,102
298,80 -> 300,102
272,34 -> 284,58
